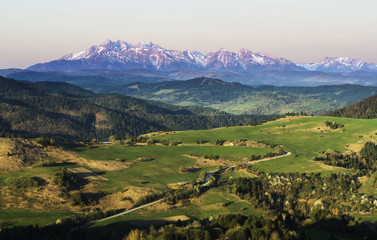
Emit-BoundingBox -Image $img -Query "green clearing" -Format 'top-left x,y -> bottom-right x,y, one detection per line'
359,174 -> 377,198
0,163 -> 78,184
76,145 -> 275,162
150,116 -> 377,173
75,145 -> 275,192
0,209 -> 71,227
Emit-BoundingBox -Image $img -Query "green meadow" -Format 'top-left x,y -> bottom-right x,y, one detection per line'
75,145 -> 276,192
150,116 -> 377,173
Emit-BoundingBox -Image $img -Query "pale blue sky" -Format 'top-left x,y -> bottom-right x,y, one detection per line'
1,0 -> 377,68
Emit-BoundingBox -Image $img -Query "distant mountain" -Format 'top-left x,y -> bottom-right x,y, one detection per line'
164,70 -> 377,86
299,57 -> 377,73
27,40 -> 303,72
325,93 -> 377,119
98,77 -> 377,115
0,76 -> 269,140
0,69 -> 171,92
5,67 -> 377,87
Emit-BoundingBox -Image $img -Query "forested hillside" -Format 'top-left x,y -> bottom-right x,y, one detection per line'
0,77 -> 270,140
101,77 -> 377,115
325,94 -> 377,118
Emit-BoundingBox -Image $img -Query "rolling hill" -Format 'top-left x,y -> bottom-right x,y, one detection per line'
97,77 -> 377,115
326,93 -> 377,119
0,76 -> 271,140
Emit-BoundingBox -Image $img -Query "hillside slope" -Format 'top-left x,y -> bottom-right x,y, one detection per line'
325,94 -> 377,118
0,77 -> 269,140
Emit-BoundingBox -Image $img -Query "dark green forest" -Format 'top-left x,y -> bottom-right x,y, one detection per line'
326,93 -> 377,118
0,76 -> 271,141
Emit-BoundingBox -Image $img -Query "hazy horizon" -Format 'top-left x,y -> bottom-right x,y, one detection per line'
1,0 -> 377,69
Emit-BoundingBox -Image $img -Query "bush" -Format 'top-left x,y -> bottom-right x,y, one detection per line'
135,157 -> 154,162
324,121 -> 344,130
53,168 -> 83,191
33,160 -> 58,167
204,154 -> 220,160
36,136 -> 55,146
70,192 -> 85,206
196,139 -> 209,144
5,176 -> 39,189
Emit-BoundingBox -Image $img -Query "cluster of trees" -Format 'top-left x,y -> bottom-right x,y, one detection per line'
231,169 -> 377,217
190,150 -> 286,163
124,214 -> 302,240
36,136 -> 55,146
146,139 -> 181,146
196,139 -> 209,144
203,154 -> 220,160
215,139 -> 226,146
324,121 -> 344,130
52,169 -> 88,206
164,186 -> 202,205
248,151 -> 286,161
124,211 -> 377,240
56,208 -> 121,226
2,210 -> 376,240
132,192 -> 165,208
53,169 -> 84,192
314,142 -> 377,174
284,112 -> 308,116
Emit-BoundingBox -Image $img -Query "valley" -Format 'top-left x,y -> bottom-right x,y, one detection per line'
2,46 -> 377,239
2,115 -> 377,239
3,0 -> 377,238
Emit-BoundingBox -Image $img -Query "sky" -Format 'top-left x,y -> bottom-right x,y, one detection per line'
1,0 -> 377,68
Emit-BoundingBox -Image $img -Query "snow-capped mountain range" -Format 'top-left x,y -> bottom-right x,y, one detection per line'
27,40 -> 377,74
27,40 -> 303,72
298,57 -> 377,73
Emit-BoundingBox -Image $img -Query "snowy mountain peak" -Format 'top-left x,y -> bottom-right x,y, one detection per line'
29,40 -> 304,72
299,57 -> 377,73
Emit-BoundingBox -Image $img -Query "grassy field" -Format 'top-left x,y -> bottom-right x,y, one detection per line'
75,144 -> 276,192
150,116 -> 377,173
0,209 -> 71,227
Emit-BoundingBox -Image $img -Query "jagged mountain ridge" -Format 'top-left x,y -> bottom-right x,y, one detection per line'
299,57 -> 377,73
27,40 -> 303,72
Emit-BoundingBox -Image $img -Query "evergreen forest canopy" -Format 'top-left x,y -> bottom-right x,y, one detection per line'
0,76 -> 271,141
326,93 -> 377,119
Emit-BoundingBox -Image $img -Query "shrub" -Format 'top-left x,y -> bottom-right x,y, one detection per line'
53,168 -> 83,191
5,176 -> 39,189
70,192 -> 85,206
33,160 -> 58,167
